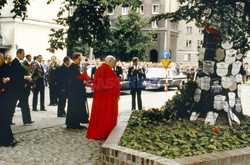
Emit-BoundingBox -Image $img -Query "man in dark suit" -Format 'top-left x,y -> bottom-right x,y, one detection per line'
9,49 -> 34,125
23,54 -> 32,66
128,57 -> 146,110
48,56 -> 60,106
32,55 -> 47,111
30,56 -> 37,66
56,57 -> 71,117
91,58 -> 101,78
113,65 -> 123,79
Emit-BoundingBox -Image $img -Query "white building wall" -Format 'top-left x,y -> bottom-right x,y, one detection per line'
0,0 -> 67,61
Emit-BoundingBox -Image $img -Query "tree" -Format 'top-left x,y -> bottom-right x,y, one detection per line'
0,0 -> 142,57
152,0 -> 249,125
110,10 -> 155,61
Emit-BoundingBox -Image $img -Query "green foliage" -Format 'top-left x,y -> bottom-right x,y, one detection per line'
47,0 -> 142,55
163,80 -> 197,120
152,0 -> 250,55
110,10 -> 155,61
120,113 -> 250,159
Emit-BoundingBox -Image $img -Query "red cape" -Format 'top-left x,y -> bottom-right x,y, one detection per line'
86,63 -> 120,139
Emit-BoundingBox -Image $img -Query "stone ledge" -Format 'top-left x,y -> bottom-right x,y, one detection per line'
102,111 -> 250,165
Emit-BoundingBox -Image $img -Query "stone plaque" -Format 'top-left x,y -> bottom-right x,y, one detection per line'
221,42 -> 233,49
229,83 -> 237,91
196,77 -> 202,88
223,101 -> 229,112
238,84 -> 241,98
211,79 -> 222,94
236,74 -> 242,83
214,48 -> 225,61
229,109 -> 240,124
225,54 -> 236,65
201,76 -> 211,91
190,112 -> 200,121
194,88 -> 202,102
221,76 -> 231,89
205,111 -> 218,125
225,49 -> 237,56
199,48 -> 205,61
235,98 -> 242,113
216,62 -> 229,76
236,53 -> 243,60
203,60 -> 215,75
214,95 -> 226,110
228,92 -> 236,107
231,61 -> 242,76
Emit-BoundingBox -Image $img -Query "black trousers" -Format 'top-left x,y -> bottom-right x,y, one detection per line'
33,86 -> 45,110
131,88 -> 142,110
9,88 -> 32,124
49,83 -> 58,105
57,90 -> 67,116
19,87 -> 32,123
0,92 -> 14,145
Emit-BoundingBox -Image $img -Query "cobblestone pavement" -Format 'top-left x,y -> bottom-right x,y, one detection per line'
0,126 -> 104,165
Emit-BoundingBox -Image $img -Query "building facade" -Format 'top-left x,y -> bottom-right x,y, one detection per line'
108,0 -> 203,64
0,0 -> 67,61
108,0 -> 180,63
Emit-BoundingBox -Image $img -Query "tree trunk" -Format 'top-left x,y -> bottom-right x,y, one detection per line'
190,30 -> 246,126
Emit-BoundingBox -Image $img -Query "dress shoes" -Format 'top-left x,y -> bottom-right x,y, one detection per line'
33,109 -> 38,111
10,122 -> 15,125
40,109 -> 47,111
24,121 -> 34,125
66,126 -> 84,129
0,140 -> 18,147
58,114 -> 66,117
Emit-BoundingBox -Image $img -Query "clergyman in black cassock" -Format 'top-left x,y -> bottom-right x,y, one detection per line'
0,53 -> 17,147
66,54 -> 88,129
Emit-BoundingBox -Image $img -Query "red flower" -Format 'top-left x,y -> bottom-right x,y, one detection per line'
193,130 -> 197,134
173,131 -> 175,133
217,37 -> 220,41
77,72 -> 90,81
190,98 -> 193,101
213,127 -> 220,133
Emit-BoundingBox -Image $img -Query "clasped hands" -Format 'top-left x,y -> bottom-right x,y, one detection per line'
2,77 -> 10,84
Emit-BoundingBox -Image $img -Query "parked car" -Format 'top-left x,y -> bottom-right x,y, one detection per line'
143,67 -> 186,90
85,65 -> 130,94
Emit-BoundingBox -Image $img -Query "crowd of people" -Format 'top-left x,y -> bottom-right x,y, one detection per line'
1,49 -> 250,147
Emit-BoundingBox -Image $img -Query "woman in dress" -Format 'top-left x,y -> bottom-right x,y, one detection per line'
66,53 -> 88,129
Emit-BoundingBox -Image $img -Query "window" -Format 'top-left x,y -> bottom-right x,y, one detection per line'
122,7 -> 129,15
153,34 -> 158,41
197,27 -> 203,34
184,54 -> 191,61
185,40 -> 192,48
186,27 -> 192,34
137,5 -> 144,14
152,21 -> 158,28
107,9 -> 114,15
197,40 -> 203,48
152,4 -> 160,14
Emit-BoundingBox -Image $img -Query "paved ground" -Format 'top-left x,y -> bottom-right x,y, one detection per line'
1,84 -> 249,164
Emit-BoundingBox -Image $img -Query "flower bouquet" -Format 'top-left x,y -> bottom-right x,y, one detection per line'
22,65 -> 42,83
